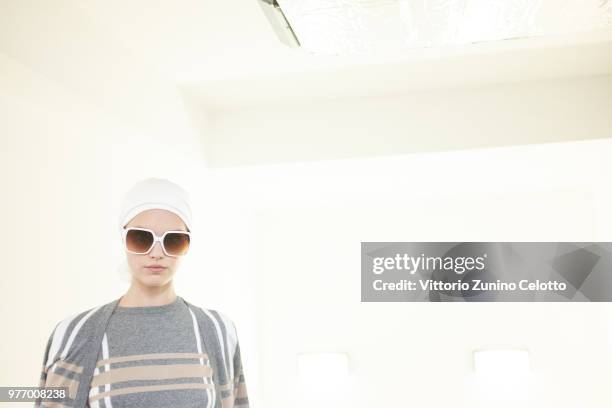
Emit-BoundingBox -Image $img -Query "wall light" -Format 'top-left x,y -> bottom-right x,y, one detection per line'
473,348 -> 531,376
470,348 -> 533,406
296,351 -> 350,406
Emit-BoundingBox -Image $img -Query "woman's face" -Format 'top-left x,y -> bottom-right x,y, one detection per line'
124,208 -> 188,288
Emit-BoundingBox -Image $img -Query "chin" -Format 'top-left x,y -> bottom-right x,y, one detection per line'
136,274 -> 171,287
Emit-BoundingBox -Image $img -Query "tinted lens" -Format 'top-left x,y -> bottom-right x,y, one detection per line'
163,232 -> 190,256
125,229 -> 154,253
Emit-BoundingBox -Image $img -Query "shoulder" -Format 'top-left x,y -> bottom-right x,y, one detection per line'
49,302 -> 104,339
209,308 -> 238,332
183,302 -> 240,348
187,303 -> 238,335
55,300 -> 112,336
43,301 -> 111,368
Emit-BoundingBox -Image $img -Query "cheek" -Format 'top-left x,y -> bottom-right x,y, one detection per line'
168,258 -> 180,270
126,254 -> 145,269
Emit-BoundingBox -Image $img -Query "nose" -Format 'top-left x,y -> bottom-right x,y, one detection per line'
149,240 -> 165,257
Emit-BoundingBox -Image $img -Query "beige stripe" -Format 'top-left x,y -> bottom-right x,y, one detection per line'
236,382 -> 248,398
55,360 -> 83,373
89,382 -> 214,403
40,402 -> 68,408
91,363 -> 212,387
96,352 -> 208,367
45,372 -> 78,399
222,395 -> 235,408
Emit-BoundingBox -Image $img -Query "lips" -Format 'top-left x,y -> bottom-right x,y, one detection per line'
146,265 -> 166,272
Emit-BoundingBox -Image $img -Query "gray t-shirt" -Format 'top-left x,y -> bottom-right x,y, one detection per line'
86,296 -> 213,408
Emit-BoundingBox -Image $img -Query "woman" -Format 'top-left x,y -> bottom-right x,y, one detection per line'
36,178 -> 249,408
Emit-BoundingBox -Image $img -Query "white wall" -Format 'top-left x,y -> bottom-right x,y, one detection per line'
204,74 -> 612,167
205,137 -> 612,408
196,71 -> 612,406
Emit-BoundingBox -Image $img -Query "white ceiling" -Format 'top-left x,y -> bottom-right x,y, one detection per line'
182,35 -> 612,110
1,0 -> 611,110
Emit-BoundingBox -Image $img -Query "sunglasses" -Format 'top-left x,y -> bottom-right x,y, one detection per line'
122,227 -> 191,257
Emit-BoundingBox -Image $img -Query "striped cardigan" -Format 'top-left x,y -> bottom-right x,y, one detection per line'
35,296 -> 250,408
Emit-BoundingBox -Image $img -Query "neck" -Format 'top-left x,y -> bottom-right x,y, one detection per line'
119,280 -> 177,307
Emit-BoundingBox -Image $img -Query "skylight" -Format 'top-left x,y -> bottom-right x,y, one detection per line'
266,0 -> 612,54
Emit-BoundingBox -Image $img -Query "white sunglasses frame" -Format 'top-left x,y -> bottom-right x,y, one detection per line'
122,227 -> 191,257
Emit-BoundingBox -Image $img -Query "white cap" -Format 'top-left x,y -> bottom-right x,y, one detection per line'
118,177 -> 192,233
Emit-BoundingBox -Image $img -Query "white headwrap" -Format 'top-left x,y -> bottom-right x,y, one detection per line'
118,177 -> 192,233
116,177 -> 192,283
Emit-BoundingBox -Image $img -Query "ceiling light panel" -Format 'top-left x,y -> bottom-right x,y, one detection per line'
274,0 -> 612,54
